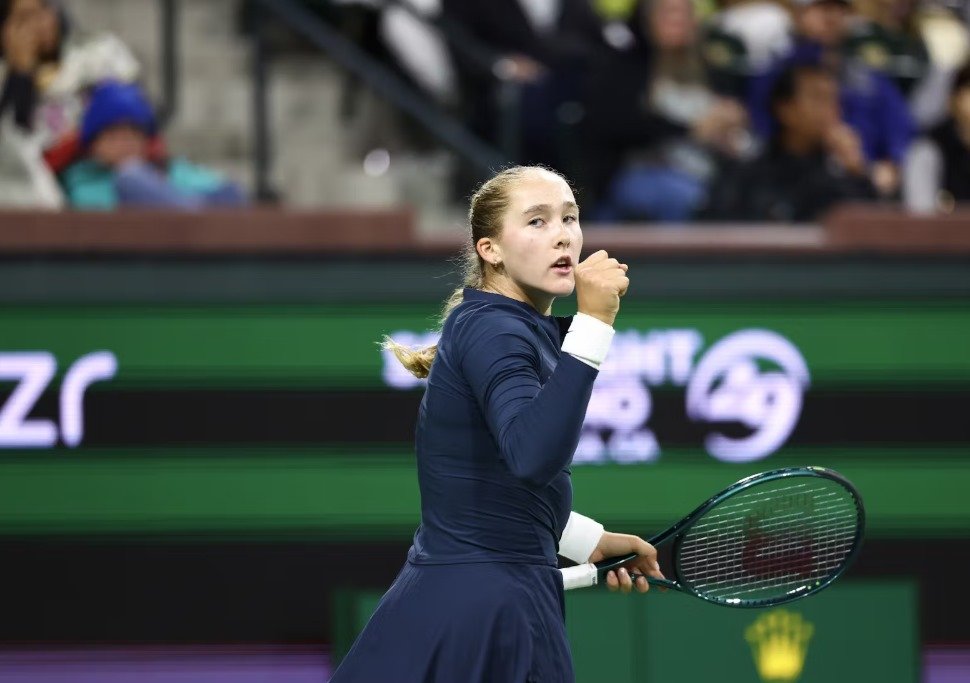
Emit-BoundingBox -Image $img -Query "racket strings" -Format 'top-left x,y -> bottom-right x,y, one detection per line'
683,525 -> 855,594
676,479 -> 860,603
682,498 -> 855,547
686,535 -> 857,590
684,537 -> 856,593
679,505 -> 859,567
679,524 -> 857,573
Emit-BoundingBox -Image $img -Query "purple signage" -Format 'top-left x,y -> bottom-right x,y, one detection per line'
925,648 -> 970,683
0,646 -> 330,683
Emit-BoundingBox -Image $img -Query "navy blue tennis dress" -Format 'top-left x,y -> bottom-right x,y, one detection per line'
329,288 -> 603,683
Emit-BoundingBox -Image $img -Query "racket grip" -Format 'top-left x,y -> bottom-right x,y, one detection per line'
561,552 -> 639,590
560,562 -> 598,590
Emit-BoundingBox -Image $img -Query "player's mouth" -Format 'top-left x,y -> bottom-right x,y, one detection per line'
551,255 -> 573,275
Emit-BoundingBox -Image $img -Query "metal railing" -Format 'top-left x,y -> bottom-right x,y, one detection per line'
155,0 -> 179,127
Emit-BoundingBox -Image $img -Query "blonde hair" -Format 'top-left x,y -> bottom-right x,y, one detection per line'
383,165 -> 565,378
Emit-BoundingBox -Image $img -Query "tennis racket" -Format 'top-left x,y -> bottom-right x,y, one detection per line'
560,466 -> 865,608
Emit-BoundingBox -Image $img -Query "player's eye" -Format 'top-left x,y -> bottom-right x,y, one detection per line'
563,214 -> 578,224
528,217 -> 545,227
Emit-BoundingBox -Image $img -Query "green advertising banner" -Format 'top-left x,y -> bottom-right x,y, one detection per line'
0,301 -> 967,387
1,300 -> 968,536
0,453 -> 964,537
570,580 -> 918,683
333,580 -> 918,683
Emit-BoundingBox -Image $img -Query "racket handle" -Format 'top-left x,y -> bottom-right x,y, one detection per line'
560,562 -> 598,590
629,573 -> 679,590
561,563 -> 678,591
563,553 -> 678,591
559,553 -> 637,591
561,552 -> 638,590
593,552 -> 639,575
597,553 -> 678,589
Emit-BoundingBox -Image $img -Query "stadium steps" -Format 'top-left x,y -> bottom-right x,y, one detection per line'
67,0 -> 459,229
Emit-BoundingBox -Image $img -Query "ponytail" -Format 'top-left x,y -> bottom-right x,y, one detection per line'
381,248 -> 482,378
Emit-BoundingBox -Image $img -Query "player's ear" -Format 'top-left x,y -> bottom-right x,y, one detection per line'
476,237 -> 503,267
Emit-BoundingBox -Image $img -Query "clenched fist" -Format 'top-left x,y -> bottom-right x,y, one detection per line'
574,250 -> 629,326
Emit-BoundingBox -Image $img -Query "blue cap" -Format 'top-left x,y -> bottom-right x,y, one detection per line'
80,81 -> 156,147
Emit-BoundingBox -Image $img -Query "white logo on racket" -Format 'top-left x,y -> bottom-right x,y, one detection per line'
686,330 -> 809,463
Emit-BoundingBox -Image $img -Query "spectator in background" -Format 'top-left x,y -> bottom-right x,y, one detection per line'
748,0 -> 915,198
845,0 -> 929,97
702,63 -> 876,221
0,0 -> 139,207
706,0 -> 793,72
440,0 -> 601,169
582,0 -> 751,222
904,61 -> 970,213
63,82 -> 246,210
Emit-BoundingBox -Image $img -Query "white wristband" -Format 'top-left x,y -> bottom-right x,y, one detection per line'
562,313 -> 615,369
561,562 -> 598,590
558,511 -> 605,563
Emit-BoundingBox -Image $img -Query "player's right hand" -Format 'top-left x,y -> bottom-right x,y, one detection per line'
574,250 -> 629,326
589,531 -> 665,595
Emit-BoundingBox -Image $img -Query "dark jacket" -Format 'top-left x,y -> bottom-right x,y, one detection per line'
410,288 -> 596,565
701,141 -> 877,221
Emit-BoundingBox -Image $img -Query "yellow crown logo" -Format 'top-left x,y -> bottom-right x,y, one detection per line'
744,609 -> 814,682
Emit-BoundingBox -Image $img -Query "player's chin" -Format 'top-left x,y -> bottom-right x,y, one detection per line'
545,273 -> 576,296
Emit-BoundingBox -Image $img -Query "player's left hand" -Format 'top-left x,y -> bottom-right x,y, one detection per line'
589,531 -> 666,594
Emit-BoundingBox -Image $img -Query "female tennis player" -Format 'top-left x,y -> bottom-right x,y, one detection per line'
329,166 -> 665,682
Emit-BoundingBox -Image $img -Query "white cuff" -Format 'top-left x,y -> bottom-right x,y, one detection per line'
558,511 -> 605,563
561,313 -> 615,369
561,562 -> 598,590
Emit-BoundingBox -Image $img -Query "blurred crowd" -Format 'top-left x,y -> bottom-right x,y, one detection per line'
0,0 -> 246,211
382,0 -> 970,221
1,0 -> 969,221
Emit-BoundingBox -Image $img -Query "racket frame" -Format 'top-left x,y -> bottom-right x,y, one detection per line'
581,466 -> 866,607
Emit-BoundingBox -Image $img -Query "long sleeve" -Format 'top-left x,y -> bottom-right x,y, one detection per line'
458,311 -> 599,488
